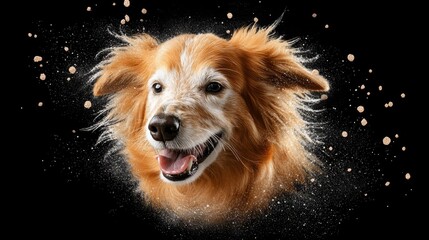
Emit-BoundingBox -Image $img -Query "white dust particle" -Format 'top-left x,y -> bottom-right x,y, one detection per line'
369,69 -> 373,73
72,129 -> 76,133
124,0 -> 130,7
402,146 -> 406,151
34,34 -> 38,38
364,193 -> 368,197
312,13 -> 317,18
312,69 -> 320,75
388,101 -> 393,107
38,102 -> 43,107
84,101 -> 92,109
378,85 -> 383,91
86,6 -> 92,11
67,77 -> 71,81
395,134 -> 399,138
385,181 -> 390,187
227,12 -> 233,19
39,64 -> 43,67
64,46 -> 69,52
310,178 -> 315,182
28,33 -> 32,37
253,17 -> 259,23
384,103 -> 389,108
347,54 -> 355,62
39,73 -> 46,81
360,84 -> 365,90
328,146 -> 333,151
347,168 -> 352,172
113,2 -> 116,6
320,94 -> 328,100
226,30 -> 231,34
401,93 -> 406,98
141,8 -> 147,14
382,136 -> 391,145
357,105 -> 364,113
324,24 -> 329,28
361,118 -> 368,126
405,173 -> 411,180
33,56 -> 43,62
125,14 -> 130,22
68,66 -> 77,74
367,92 -> 371,96
341,131 -> 348,137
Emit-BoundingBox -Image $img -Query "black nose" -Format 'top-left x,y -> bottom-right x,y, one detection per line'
148,113 -> 180,142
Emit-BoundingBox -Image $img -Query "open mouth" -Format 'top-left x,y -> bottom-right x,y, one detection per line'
157,132 -> 223,181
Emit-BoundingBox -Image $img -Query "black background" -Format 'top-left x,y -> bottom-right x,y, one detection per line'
16,0 -> 423,238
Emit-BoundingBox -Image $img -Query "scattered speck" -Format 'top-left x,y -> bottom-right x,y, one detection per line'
364,193 -> 368,197
328,146 -> 333,151
361,118 -> 368,126
253,17 -> 259,23
401,93 -> 406,98
113,2 -> 116,6
34,34 -> 38,38
312,69 -> 320,75
384,103 -> 389,108
312,13 -> 317,18
402,146 -> 406,151
66,77 -> 71,81
369,69 -> 373,73
382,136 -> 391,145
226,30 -> 231,34
141,8 -> 147,14
84,101 -> 92,109
72,129 -> 76,133
68,66 -> 77,74
360,84 -> 365,90
405,173 -> 411,180
385,181 -> 390,187
227,12 -> 233,19
34,56 -> 43,62
125,14 -> 130,22
357,105 -> 364,113
120,19 -> 126,24
367,92 -> 371,96
388,101 -> 393,107
324,24 -> 329,29
28,33 -> 32,37
310,178 -> 315,182
64,46 -> 69,52
378,85 -> 383,91
347,168 -> 352,172
347,54 -> 355,62
40,73 -> 46,81
320,94 -> 328,100
395,134 -> 399,138
86,6 -> 92,11
341,131 -> 348,137
38,102 -> 43,107
124,0 -> 130,7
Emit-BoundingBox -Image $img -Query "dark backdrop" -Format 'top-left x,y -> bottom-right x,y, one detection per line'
16,0 -> 423,238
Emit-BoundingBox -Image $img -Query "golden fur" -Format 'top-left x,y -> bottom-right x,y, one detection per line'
91,24 -> 329,224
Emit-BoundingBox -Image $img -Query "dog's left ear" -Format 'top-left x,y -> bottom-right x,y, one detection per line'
230,26 -> 329,92
93,34 -> 158,96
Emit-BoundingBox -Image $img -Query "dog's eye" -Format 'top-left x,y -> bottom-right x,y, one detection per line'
152,83 -> 163,93
206,82 -> 223,93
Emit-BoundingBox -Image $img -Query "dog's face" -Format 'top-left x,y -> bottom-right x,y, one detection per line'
93,27 -> 329,187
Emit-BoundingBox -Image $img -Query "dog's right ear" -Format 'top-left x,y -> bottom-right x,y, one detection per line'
93,34 -> 158,96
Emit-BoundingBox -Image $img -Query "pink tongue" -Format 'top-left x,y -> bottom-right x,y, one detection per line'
157,149 -> 196,175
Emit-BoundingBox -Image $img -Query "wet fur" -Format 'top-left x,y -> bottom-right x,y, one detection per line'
91,24 -> 329,224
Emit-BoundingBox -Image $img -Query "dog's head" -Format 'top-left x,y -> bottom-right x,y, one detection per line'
92,26 -> 328,187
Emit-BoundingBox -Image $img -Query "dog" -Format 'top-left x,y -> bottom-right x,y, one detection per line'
90,22 -> 329,225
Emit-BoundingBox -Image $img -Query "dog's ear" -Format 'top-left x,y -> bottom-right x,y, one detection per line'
229,26 -> 329,92
93,34 -> 158,96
